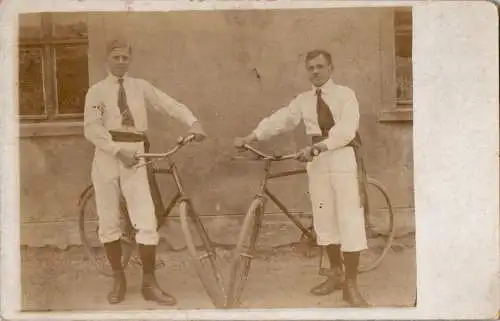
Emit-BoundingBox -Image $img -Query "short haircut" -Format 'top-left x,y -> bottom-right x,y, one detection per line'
305,49 -> 332,65
106,38 -> 132,55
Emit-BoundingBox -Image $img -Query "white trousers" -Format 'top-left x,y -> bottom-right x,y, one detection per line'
306,146 -> 368,252
91,142 -> 159,245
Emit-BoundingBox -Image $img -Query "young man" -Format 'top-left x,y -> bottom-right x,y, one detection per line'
84,38 -> 206,305
234,49 -> 369,307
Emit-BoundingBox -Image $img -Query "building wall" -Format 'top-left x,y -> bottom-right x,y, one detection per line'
20,8 -> 414,247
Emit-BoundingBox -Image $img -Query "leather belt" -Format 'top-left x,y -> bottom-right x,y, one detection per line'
310,135 -> 357,148
109,130 -> 147,143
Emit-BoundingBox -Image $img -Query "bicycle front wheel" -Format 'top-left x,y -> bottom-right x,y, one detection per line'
78,185 -> 136,277
358,178 -> 396,272
225,198 -> 264,308
179,200 -> 227,308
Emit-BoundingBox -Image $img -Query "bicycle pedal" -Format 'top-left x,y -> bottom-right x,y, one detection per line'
155,259 -> 165,270
319,267 -> 336,277
240,253 -> 254,259
130,256 -> 142,266
365,228 -> 380,238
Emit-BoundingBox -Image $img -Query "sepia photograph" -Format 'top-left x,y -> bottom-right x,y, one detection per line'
17,6 -> 415,312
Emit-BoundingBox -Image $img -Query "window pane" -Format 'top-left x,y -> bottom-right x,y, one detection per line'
55,45 -> 89,114
395,9 -> 413,105
19,13 -> 43,40
395,10 -> 412,27
51,13 -> 88,39
19,47 -> 46,116
396,33 -> 412,58
396,56 -> 413,103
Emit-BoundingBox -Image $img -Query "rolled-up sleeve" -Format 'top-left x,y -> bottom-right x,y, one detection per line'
83,86 -> 120,156
253,96 -> 302,141
141,80 -> 198,126
323,89 -> 360,151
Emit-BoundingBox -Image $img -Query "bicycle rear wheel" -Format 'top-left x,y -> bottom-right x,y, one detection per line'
179,200 -> 227,308
225,198 -> 264,308
358,178 -> 396,272
78,185 -> 136,277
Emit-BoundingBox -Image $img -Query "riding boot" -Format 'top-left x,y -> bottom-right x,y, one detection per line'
103,239 -> 127,304
342,251 -> 370,307
310,244 -> 344,296
138,244 -> 177,306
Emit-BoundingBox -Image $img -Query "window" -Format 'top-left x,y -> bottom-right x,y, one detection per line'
394,8 -> 412,107
18,13 -> 89,122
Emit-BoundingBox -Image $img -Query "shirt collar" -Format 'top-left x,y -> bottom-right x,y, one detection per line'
312,79 -> 336,94
106,72 -> 129,84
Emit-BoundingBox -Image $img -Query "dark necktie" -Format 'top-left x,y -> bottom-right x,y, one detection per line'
117,78 -> 135,127
316,88 -> 335,136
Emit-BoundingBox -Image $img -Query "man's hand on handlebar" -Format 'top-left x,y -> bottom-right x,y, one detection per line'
188,121 -> 207,142
296,143 -> 328,162
234,133 -> 257,149
295,146 -> 314,163
117,148 -> 139,168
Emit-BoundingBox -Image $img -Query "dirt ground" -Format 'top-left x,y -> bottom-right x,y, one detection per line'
21,219 -> 416,311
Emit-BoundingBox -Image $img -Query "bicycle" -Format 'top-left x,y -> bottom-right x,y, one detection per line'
225,143 -> 395,308
78,134 -> 227,308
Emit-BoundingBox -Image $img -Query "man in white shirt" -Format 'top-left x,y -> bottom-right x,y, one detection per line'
234,49 -> 369,307
84,38 -> 206,306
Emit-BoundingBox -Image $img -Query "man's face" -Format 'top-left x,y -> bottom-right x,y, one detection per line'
306,54 -> 333,87
107,47 -> 131,77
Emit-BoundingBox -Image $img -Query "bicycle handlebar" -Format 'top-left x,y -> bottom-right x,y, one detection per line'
235,144 -> 299,161
135,134 -> 196,160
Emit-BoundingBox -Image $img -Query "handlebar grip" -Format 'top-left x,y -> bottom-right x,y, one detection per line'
311,146 -> 322,157
177,134 -> 196,146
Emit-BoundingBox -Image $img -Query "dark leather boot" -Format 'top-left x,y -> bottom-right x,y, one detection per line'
310,267 -> 344,296
104,240 -> 126,304
310,244 -> 343,296
342,279 -> 369,307
342,251 -> 370,307
139,244 -> 177,306
141,273 -> 177,306
108,270 -> 127,304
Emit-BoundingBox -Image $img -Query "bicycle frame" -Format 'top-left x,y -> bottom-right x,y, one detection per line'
146,160 -> 188,229
238,142 -> 371,243
249,159 -> 315,242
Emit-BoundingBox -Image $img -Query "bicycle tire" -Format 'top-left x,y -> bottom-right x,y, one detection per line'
225,198 -> 264,308
358,178 -> 396,273
179,200 -> 227,308
78,185 -> 136,277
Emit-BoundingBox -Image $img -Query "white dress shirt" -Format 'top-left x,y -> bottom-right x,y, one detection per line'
252,79 -> 360,151
84,73 -> 198,155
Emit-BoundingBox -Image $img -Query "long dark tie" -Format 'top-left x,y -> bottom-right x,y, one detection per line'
316,88 -> 335,136
117,78 -> 135,127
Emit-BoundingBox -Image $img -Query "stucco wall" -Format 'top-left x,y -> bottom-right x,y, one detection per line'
20,8 -> 414,247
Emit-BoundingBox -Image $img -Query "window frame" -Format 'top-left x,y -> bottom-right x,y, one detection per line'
18,13 -> 89,123
18,45 -> 48,120
394,7 -> 413,108
378,7 -> 413,123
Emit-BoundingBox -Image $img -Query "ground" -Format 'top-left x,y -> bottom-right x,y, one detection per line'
21,219 -> 416,311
